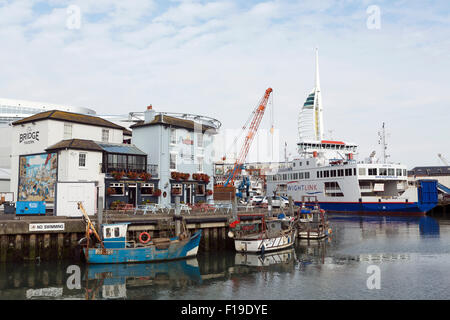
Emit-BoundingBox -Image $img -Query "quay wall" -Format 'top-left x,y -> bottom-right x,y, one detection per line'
0,212 -> 255,262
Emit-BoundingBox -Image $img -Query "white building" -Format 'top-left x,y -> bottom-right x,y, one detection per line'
10,110 -> 138,211
130,106 -> 220,205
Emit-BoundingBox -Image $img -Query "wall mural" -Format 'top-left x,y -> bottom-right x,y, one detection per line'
18,153 -> 57,202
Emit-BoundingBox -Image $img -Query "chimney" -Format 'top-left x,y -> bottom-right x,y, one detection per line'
144,104 -> 156,123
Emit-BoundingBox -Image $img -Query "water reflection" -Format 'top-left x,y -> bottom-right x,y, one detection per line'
84,259 -> 202,300
0,215 -> 448,300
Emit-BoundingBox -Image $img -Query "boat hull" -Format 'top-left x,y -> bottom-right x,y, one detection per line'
83,230 -> 202,264
295,201 -> 433,216
234,230 -> 296,253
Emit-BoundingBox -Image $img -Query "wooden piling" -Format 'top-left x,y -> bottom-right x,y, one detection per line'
57,234 -> 64,260
0,235 -> 7,263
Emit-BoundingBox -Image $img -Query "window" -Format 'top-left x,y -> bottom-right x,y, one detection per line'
141,183 -> 154,195
106,228 -> 111,238
368,168 -> 377,176
197,133 -> 203,148
338,169 -> 344,177
379,168 -> 387,176
306,161 -> 309,165
197,156 -> 203,172
396,169 -> 402,176
305,172 -> 310,179
196,184 -> 205,195
170,128 -> 177,144
403,169 -> 407,176
359,168 -> 366,176
331,170 -> 336,177
170,153 -> 177,170
345,168 -> 352,176
316,171 -> 320,178
114,227 -> 120,238
320,171 -> 323,178
64,123 -> 72,139
79,153 -> 86,167
299,172 -> 304,179
388,169 -> 395,176
102,129 -> 109,142
109,183 -> 124,195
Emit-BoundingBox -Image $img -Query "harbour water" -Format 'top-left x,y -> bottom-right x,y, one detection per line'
0,214 -> 449,300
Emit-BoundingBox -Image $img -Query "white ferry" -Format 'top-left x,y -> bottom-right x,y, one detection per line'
266,50 -> 438,216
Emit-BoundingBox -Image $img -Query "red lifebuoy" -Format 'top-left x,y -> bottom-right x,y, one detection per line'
139,232 -> 151,244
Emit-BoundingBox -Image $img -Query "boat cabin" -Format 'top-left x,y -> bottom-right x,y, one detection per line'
102,223 -> 130,249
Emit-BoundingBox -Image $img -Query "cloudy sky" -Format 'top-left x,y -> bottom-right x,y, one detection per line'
1,0 -> 449,168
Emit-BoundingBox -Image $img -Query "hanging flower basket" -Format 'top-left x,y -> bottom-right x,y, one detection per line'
139,172 -> 152,181
112,171 -> 124,180
206,189 -> 213,196
107,187 -> 116,195
153,189 -> 162,196
127,171 -> 138,179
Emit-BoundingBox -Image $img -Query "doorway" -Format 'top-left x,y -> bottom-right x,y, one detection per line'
128,184 -> 137,206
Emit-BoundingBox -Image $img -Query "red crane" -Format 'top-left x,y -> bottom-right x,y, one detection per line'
223,87 -> 273,187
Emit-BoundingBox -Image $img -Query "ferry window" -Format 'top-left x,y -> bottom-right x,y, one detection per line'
305,172 -> 310,179
353,168 -> 356,175
114,227 -> 120,238
299,172 -> 304,179
359,168 -> 366,176
283,174 -> 287,180
105,228 -> 111,238
396,169 -> 402,176
324,171 -> 329,178
379,168 -> 387,175
320,171 -> 323,178
299,162 -> 302,166
403,169 -> 406,176
388,169 -> 395,176
331,170 -> 336,177
306,161 -> 309,165
293,162 -> 296,167
316,171 -> 319,178
368,168 -> 377,176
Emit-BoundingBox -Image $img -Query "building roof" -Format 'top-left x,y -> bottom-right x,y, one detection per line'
46,139 -> 104,152
130,114 -> 216,133
12,109 -> 126,131
97,142 -> 146,155
408,166 -> 450,176
46,139 -> 146,156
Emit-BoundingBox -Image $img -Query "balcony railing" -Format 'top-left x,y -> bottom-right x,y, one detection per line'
101,163 -> 159,178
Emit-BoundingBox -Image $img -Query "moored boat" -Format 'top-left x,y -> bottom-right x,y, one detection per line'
77,202 -> 202,264
228,213 -> 296,254
296,202 -> 331,239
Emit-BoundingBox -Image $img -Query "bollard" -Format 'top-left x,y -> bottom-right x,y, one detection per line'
288,196 -> 294,216
174,196 -> 181,237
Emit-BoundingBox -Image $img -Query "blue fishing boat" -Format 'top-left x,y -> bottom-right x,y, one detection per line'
78,202 -> 202,264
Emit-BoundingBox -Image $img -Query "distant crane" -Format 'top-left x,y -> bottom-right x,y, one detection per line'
223,88 -> 273,188
438,153 -> 449,166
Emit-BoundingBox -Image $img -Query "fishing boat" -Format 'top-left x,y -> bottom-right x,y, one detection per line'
228,213 -> 296,254
296,200 -> 331,239
77,202 -> 202,264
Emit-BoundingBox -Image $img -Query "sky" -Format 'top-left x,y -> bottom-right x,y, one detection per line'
0,0 -> 449,169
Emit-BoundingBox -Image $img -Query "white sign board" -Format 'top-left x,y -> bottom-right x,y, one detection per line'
56,182 -> 97,217
29,223 -> 65,232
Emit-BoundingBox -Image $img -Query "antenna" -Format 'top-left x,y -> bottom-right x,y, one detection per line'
377,122 -> 390,163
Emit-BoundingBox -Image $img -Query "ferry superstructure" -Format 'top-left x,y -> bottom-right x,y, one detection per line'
266,50 -> 437,215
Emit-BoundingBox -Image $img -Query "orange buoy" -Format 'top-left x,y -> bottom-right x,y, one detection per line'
139,232 -> 151,244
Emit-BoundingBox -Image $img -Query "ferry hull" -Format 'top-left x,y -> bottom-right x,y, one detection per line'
83,230 -> 202,264
295,201 -> 433,216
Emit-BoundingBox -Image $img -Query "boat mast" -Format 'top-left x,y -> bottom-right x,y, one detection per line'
378,122 -> 389,163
